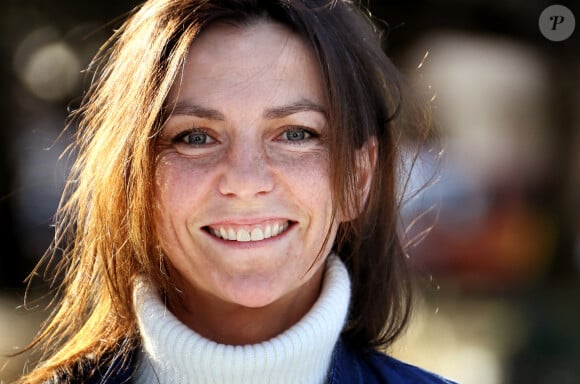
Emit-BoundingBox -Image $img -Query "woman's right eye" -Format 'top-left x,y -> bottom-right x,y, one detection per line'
172,129 -> 216,146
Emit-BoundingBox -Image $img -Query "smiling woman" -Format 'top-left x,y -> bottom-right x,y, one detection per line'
154,22 -> 338,337
13,1 -> 454,383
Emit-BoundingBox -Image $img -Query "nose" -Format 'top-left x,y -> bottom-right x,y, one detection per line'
218,140 -> 275,198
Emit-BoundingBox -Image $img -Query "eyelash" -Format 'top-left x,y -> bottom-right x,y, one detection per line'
169,126 -> 321,148
171,128 -> 215,146
278,126 -> 320,144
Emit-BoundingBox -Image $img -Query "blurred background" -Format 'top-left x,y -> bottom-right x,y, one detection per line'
0,0 -> 578,383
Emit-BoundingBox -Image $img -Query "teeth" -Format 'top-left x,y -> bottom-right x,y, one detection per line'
209,221 -> 290,242
236,229 -> 251,242
250,228 -> 264,241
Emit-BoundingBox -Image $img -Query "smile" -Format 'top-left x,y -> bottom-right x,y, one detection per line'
205,220 -> 292,242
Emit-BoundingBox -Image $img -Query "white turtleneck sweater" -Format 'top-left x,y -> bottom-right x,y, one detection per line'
132,254 -> 351,384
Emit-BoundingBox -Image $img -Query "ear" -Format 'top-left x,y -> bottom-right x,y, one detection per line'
356,136 -> 377,208
339,137 -> 377,222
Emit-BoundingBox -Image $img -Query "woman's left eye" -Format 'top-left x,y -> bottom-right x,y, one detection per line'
280,127 -> 314,142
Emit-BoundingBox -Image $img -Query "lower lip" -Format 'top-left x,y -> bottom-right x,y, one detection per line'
202,222 -> 295,249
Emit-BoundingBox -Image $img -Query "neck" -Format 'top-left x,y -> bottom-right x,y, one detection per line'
133,254 -> 352,384
170,267 -> 324,345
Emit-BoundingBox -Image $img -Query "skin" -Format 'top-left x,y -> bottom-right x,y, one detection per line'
153,20 -> 343,345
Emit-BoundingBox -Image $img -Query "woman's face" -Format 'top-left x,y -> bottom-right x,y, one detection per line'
154,21 -> 339,314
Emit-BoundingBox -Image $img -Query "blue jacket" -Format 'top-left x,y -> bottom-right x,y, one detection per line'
73,338 -> 456,383
328,339 -> 456,383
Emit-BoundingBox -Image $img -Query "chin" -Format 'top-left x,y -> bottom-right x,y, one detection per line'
219,279 -> 287,309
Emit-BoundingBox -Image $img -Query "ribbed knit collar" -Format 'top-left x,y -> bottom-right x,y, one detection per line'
133,254 -> 351,384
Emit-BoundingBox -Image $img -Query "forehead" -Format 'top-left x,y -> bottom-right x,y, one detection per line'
167,20 -> 326,109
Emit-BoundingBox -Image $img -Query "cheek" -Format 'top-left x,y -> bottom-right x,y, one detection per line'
154,155 -> 215,206
273,151 -> 334,224
154,164 -> 180,225
153,157 -> 212,246
272,150 -> 331,189
153,157 -> 215,249
154,150 -> 333,218
152,160 -> 181,245
296,155 -> 331,205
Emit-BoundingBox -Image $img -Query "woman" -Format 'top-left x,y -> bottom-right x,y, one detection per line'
16,0 -> 454,383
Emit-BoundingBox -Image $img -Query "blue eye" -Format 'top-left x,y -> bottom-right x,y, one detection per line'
282,127 -> 312,142
173,129 -> 215,145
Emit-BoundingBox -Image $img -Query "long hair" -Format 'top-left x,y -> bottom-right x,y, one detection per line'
16,0 -> 431,382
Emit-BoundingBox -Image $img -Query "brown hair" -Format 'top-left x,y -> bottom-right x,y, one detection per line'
15,0 -> 431,382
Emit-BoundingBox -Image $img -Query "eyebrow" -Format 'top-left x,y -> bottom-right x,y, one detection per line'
169,103 -> 226,120
263,100 -> 327,119
168,99 -> 327,120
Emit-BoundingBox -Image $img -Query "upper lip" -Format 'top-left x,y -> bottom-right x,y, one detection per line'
203,217 -> 294,227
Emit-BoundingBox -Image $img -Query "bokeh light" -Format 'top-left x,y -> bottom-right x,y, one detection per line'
14,27 -> 81,102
